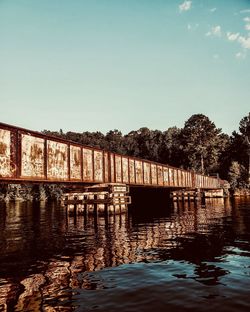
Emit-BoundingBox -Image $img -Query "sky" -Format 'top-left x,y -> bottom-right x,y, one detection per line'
0,0 -> 250,135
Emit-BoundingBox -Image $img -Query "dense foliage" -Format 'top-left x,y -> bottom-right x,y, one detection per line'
42,113 -> 250,190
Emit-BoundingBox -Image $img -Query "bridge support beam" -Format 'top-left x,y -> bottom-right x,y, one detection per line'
63,183 -> 131,215
171,188 -> 225,201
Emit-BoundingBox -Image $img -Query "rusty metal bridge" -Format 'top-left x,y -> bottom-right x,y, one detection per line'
0,122 -> 220,190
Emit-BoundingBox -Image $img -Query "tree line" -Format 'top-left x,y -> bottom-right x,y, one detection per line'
42,113 -> 250,190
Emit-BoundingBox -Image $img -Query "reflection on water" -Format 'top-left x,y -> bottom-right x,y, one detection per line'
0,197 -> 250,311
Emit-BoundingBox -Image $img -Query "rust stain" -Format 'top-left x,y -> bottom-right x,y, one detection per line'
0,142 -> 7,155
163,167 -> 169,185
94,151 -> 103,182
151,164 -> 157,185
143,162 -> 150,184
115,155 -> 122,183
129,159 -> 135,183
47,140 -> 68,180
70,146 -> 81,180
83,148 -> 93,181
0,129 -> 11,177
122,157 -> 129,183
157,166 -> 163,185
110,154 -> 115,182
104,152 -> 109,182
21,134 -> 44,178
135,160 -> 143,184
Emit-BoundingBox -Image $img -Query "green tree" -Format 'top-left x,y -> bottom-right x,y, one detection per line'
228,161 -> 241,189
239,112 -> 250,136
124,128 -> 163,161
159,127 -> 182,166
105,130 -> 125,154
179,114 -> 225,174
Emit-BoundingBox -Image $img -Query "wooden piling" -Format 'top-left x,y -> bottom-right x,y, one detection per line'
62,183 -> 131,216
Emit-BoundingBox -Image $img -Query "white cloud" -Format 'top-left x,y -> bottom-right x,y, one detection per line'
235,51 -> 246,59
243,17 -> 250,31
210,8 -> 217,13
206,25 -> 222,37
179,1 -> 192,12
227,32 -> 240,41
238,36 -> 250,49
187,23 -> 199,31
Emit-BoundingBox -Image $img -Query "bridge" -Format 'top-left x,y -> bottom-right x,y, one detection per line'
0,122 -> 221,190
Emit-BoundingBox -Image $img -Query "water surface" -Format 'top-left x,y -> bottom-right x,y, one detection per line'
0,197 -> 250,311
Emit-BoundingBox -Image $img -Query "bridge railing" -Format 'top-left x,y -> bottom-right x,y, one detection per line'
0,122 -> 220,189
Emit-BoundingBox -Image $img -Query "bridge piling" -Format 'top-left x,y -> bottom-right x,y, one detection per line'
63,183 -> 131,215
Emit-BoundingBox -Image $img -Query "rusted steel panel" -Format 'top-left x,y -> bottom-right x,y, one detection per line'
94,150 -> 103,182
176,170 -> 179,186
195,175 -> 198,188
151,164 -> 157,185
173,169 -> 178,187
191,172 -> 195,187
157,165 -> 163,186
135,160 -> 143,184
70,145 -> 82,180
194,174 -> 197,188
181,171 -> 185,187
21,134 -> 45,178
169,168 -> 173,186
182,171 -> 186,187
83,148 -> 93,181
198,175 -> 201,188
115,155 -> 122,183
110,153 -> 115,182
129,159 -> 135,183
122,157 -> 129,183
104,152 -> 109,182
163,166 -> 169,186
143,162 -> 151,184
177,170 -> 182,186
0,129 -> 12,177
47,140 -> 68,180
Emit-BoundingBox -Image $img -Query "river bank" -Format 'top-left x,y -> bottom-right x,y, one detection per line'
0,184 -> 249,202
0,184 -> 64,202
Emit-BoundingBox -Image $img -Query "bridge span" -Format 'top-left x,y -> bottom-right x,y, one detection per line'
0,122 -> 220,190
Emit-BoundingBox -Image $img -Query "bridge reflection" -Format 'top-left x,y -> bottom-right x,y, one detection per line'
0,198 -> 243,311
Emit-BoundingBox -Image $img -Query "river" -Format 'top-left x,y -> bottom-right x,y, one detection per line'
0,196 -> 250,311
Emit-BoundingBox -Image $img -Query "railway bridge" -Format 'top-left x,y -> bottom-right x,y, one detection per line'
0,122 -> 225,212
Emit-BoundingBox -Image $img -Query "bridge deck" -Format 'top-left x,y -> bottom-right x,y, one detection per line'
0,122 -> 220,189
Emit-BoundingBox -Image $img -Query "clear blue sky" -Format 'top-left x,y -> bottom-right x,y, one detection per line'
1,0 -> 250,135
